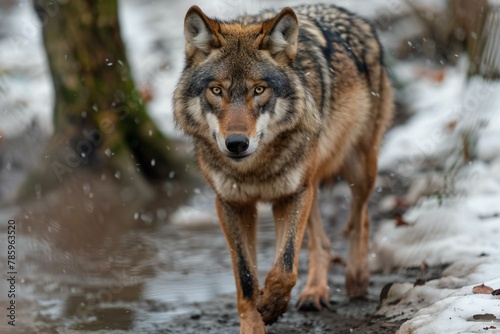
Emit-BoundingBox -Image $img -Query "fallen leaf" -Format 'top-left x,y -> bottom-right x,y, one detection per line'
472,283 -> 494,294
395,214 -> 410,227
415,68 -> 446,83
445,119 -> 457,132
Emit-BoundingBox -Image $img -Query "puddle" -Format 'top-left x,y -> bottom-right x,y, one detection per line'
0,172 -> 286,333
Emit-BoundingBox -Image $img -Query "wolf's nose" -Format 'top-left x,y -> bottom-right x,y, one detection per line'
225,134 -> 249,154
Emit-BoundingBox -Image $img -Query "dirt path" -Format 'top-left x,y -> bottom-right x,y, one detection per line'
149,186 -> 439,334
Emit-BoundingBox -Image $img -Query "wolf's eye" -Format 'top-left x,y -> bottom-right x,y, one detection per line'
254,86 -> 266,95
211,87 -> 222,95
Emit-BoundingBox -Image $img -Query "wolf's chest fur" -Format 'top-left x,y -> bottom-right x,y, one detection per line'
207,162 -> 306,202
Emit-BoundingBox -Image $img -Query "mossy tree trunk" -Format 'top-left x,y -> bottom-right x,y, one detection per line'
20,0 -> 188,200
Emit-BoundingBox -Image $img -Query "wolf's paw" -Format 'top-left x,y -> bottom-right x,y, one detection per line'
345,264 -> 369,298
296,285 -> 332,311
256,288 -> 290,325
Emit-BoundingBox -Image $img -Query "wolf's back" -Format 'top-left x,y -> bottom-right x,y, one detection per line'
282,4 -> 393,178
295,4 -> 386,107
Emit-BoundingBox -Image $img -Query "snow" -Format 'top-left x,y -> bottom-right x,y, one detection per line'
0,0 -> 53,136
371,202 -> 500,271
376,258 -> 500,333
373,61 -> 500,331
399,294 -> 500,334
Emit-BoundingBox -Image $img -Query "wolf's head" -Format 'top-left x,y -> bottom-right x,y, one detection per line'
174,6 -> 311,163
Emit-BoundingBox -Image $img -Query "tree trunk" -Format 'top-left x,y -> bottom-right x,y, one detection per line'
448,0 -> 500,78
476,7 -> 500,78
19,0 -> 189,200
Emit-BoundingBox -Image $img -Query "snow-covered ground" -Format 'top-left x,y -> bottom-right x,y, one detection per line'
372,64 -> 500,332
1,0 -> 499,333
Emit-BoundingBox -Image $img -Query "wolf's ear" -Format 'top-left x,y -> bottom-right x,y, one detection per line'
260,7 -> 299,63
184,6 -> 223,60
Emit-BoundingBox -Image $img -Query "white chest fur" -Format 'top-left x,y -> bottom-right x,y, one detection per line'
209,166 -> 305,202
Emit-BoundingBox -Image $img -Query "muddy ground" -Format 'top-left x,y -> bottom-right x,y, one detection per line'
153,187 -> 445,334
157,267 -> 423,334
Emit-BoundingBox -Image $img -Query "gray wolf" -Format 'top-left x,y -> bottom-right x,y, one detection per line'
173,4 -> 393,333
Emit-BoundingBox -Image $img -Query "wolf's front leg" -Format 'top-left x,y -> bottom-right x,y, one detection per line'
257,186 -> 314,325
215,197 -> 265,334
